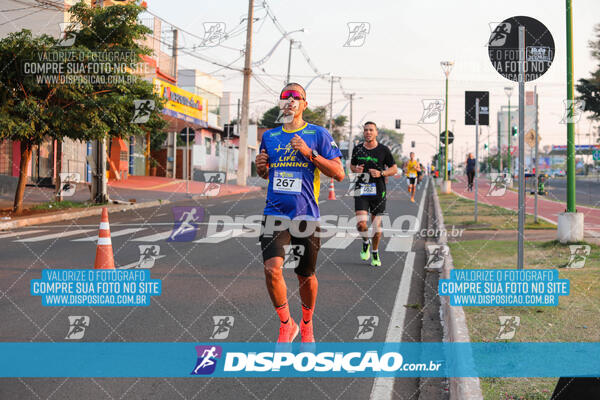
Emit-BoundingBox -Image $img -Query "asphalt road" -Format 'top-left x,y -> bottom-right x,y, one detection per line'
0,176 -> 435,400
543,176 -> 600,208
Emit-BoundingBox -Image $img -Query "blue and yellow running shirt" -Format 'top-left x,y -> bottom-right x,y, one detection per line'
260,122 -> 342,220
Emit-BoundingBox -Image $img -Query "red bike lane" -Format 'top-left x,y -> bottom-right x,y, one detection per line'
451,176 -> 600,236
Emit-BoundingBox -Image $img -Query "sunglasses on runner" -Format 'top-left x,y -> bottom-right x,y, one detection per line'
279,90 -> 305,101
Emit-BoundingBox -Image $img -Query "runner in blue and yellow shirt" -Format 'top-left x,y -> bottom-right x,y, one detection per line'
255,83 -> 344,343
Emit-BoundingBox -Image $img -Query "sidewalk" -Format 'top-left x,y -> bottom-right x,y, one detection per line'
452,175 -> 600,237
0,175 -> 262,229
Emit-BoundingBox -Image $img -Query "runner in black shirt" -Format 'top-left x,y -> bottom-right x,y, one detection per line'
350,121 -> 397,267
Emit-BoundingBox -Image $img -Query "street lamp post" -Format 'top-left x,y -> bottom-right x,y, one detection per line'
451,119 -> 456,177
440,61 -> 454,193
557,0 -> 584,243
504,86 -> 513,175
285,29 -> 304,84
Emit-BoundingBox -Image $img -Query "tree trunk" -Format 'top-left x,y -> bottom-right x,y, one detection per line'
55,139 -> 63,202
13,141 -> 33,215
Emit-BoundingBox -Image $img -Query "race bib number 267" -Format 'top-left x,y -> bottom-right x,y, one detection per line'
273,170 -> 302,194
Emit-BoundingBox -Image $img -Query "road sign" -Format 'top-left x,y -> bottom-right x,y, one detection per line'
594,150 -> 600,161
488,16 -> 555,82
465,91 -> 489,125
440,130 -> 454,144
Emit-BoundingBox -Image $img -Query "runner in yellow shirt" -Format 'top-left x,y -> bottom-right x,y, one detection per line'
404,152 -> 421,203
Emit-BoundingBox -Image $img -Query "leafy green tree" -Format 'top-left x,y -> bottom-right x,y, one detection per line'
259,105 -> 328,129
259,106 -> 280,128
577,23 -> 600,124
0,2 -> 165,212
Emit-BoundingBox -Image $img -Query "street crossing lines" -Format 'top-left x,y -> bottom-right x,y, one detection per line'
131,230 -> 173,242
194,229 -> 248,243
72,227 -> 147,242
322,231 -> 359,249
0,229 -> 47,240
15,229 -> 96,242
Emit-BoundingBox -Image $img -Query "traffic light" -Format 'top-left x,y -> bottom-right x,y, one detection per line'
411,141 -> 415,148
484,143 -> 488,150
395,119 -> 401,129
512,126 -> 518,137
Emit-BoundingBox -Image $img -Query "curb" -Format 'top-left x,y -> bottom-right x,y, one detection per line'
432,185 -> 484,400
0,187 -> 262,231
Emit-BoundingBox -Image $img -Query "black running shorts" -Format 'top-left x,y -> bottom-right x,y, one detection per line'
354,195 -> 386,215
259,216 -> 321,277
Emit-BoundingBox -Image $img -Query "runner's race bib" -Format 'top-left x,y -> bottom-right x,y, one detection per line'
408,172 -> 417,178
273,170 -> 302,194
360,183 -> 377,196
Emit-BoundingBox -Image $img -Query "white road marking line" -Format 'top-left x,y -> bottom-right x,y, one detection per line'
384,235 -> 414,252
370,251 -> 416,400
194,229 -> 247,243
72,228 -> 146,242
322,231 -> 359,249
15,229 -> 96,242
370,178 -> 428,400
131,230 -> 173,242
0,229 -> 47,239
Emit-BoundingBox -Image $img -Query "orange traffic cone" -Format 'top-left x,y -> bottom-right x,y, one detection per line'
328,178 -> 337,200
94,207 -> 115,269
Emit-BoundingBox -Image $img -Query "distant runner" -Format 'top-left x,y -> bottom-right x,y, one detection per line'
256,83 -> 344,343
350,122 -> 398,267
404,152 -> 421,203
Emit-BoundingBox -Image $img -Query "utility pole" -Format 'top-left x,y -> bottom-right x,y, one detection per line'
438,107 -> 442,175
557,0 -> 583,243
475,98 -> 480,223
517,26 -> 525,270
566,0 -> 576,213
534,86 -> 539,223
286,39 -> 294,84
237,0 -> 254,186
172,29 -> 178,82
349,93 -> 354,141
329,76 -> 335,131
